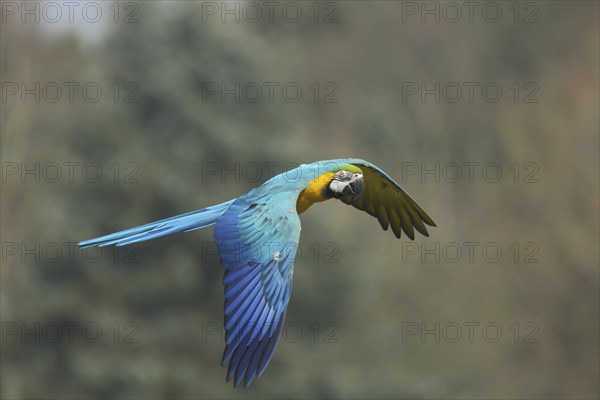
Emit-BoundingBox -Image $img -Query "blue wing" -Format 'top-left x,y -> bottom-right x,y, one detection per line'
214,190 -> 301,388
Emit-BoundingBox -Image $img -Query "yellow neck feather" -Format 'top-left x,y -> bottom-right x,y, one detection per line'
296,172 -> 335,214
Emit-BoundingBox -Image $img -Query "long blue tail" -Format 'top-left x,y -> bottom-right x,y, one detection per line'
78,200 -> 235,248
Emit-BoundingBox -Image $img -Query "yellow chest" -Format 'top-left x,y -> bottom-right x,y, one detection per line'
296,172 -> 334,214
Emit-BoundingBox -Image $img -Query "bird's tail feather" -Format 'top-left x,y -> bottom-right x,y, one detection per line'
78,199 -> 235,248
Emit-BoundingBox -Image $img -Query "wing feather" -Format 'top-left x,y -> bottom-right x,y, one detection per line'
376,203 -> 390,230
341,162 -> 436,239
388,207 -> 403,238
215,191 -> 300,388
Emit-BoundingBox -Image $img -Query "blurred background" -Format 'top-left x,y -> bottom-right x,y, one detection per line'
1,1 -> 598,398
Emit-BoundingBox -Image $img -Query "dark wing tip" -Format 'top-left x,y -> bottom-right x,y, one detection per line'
420,212 -> 436,227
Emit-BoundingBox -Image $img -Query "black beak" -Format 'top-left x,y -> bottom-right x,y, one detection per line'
342,176 -> 364,200
350,179 -> 364,199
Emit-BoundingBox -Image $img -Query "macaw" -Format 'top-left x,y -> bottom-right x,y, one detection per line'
79,158 -> 435,388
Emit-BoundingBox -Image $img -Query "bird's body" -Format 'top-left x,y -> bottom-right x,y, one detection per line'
79,158 -> 435,388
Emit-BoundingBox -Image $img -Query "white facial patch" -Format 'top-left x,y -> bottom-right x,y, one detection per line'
329,179 -> 347,193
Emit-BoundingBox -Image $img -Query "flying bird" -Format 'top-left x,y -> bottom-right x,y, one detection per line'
79,158 -> 436,388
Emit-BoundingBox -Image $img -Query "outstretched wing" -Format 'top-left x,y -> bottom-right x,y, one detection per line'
342,161 -> 436,239
213,190 -> 300,388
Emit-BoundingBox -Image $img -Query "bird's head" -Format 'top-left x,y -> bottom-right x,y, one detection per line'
327,169 -> 364,201
297,164 -> 365,214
